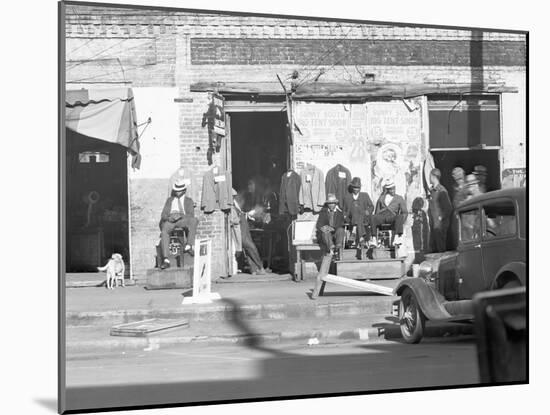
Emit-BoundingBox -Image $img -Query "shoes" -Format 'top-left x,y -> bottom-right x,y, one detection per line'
160,258 -> 171,270
252,268 -> 266,275
368,237 -> 378,247
184,244 -> 195,256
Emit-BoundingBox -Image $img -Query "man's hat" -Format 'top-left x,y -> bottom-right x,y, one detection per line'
474,165 -> 488,176
326,193 -> 339,204
350,177 -> 362,188
465,174 -> 479,186
430,168 -> 441,179
383,179 -> 395,189
172,178 -> 188,192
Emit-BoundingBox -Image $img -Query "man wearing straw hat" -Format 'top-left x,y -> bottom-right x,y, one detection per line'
316,193 -> 346,260
158,179 -> 199,269
372,179 -> 408,246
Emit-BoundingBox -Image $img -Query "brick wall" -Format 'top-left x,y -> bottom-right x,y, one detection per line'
190,38 -> 526,66
64,4 -> 526,278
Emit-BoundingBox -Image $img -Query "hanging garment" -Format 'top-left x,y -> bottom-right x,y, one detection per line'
325,164 -> 352,208
201,166 -> 233,213
299,164 -> 326,213
279,170 -> 302,215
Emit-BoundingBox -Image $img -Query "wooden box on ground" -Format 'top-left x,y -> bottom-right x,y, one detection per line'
146,266 -> 193,290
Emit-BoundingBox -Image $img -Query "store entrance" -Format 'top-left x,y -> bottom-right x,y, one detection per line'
66,129 -> 130,274
431,149 -> 501,198
229,111 -> 290,273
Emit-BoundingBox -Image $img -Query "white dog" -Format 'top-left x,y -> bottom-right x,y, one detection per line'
98,253 -> 125,289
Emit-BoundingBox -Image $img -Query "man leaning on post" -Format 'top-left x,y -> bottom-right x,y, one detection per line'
159,178 -> 199,269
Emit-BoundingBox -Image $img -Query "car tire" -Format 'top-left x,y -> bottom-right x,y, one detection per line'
501,279 -> 521,289
399,287 -> 426,344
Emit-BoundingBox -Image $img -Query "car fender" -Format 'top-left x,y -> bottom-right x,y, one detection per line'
491,262 -> 526,289
394,278 -> 453,321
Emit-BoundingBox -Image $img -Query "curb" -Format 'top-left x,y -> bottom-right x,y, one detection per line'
66,327 -> 384,355
65,323 -> 474,355
66,298 -> 398,327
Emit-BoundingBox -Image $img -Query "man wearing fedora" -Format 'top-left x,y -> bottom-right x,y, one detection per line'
343,177 -> 375,248
427,168 -> 452,253
316,193 -> 346,260
159,179 -> 199,269
372,180 -> 408,246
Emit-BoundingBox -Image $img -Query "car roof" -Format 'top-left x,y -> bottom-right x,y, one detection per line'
456,187 -> 526,209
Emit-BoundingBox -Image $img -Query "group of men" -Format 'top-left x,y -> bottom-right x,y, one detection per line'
316,177 -> 408,260
156,163 -> 490,271
317,164 -> 490,259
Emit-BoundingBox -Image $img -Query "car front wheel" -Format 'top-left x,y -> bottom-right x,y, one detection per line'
399,287 -> 426,344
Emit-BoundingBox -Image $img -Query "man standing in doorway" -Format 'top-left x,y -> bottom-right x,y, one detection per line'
473,165 -> 488,193
465,174 -> 482,200
159,179 -> 198,269
372,181 -> 408,246
452,167 -> 469,208
427,168 -> 452,253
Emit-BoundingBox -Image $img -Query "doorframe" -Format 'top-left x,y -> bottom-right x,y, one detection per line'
223,100 -> 291,275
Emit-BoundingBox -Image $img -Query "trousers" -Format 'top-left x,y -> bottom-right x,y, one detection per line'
240,217 -> 263,273
317,228 -> 345,255
371,211 -> 406,235
430,221 -> 449,253
161,217 -> 199,259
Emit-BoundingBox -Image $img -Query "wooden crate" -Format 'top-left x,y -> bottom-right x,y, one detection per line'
145,266 -> 193,290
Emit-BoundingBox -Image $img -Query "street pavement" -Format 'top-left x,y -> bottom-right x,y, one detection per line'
65,336 -> 480,412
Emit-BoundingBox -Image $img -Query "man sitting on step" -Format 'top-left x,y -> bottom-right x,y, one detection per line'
316,193 -> 345,260
159,179 -> 199,269
372,180 -> 408,247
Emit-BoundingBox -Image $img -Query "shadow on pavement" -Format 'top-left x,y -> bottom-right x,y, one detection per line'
64,298 -> 484,413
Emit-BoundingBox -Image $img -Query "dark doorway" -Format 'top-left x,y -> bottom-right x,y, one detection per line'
230,112 -> 288,194
66,129 -> 130,273
229,112 -> 290,273
431,149 -> 501,198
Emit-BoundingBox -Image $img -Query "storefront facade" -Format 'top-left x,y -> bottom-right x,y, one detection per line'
65,4 -> 526,280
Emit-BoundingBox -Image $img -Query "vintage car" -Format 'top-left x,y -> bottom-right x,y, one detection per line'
395,187 -> 526,343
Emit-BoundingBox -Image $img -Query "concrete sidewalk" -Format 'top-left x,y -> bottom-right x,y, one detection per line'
66,278 -> 399,326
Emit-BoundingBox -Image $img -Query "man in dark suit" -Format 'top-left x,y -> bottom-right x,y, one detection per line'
159,179 -> 199,269
343,177 -> 375,247
428,168 -> 452,253
316,194 -> 345,260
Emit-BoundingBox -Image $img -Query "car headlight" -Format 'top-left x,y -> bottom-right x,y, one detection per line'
418,262 -> 433,279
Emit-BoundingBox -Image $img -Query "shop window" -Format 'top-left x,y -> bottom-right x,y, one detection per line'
429,95 -> 500,149
79,151 -> 110,163
460,208 -> 481,243
482,201 -> 517,239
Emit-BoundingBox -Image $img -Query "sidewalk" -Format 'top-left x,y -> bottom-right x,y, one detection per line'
64,275 -> 473,353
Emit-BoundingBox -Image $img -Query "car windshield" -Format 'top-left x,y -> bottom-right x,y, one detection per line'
482,201 -> 517,239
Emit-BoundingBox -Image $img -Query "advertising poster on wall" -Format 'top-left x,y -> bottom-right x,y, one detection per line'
293,102 -> 372,193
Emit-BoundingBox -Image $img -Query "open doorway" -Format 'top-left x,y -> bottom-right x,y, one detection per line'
229,111 -> 290,273
66,129 -> 130,275
431,149 -> 500,199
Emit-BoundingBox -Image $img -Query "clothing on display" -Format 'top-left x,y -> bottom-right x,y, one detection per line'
201,166 -> 233,213
279,170 -> 301,216
325,164 -> 352,208
299,164 -> 326,213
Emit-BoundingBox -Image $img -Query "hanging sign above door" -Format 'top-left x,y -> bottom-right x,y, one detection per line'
212,93 -> 226,136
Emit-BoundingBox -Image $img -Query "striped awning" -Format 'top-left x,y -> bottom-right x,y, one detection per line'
66,88 -> 141,169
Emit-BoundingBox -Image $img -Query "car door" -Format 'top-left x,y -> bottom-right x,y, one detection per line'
481,198 -> 523,289
456,206 -> 484,299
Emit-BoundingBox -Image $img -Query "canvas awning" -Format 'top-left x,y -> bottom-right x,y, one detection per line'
66,88 -> 141,169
